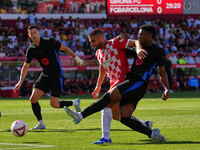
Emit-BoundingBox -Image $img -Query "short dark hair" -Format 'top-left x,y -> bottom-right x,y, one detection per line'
89,29 -> 104,37
140,24 -> 156,38
28,25 -> 39,31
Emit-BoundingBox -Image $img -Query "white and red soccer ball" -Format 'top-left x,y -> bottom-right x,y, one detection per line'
11,120 -> 28,137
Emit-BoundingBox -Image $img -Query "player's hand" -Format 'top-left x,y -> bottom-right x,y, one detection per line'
136,49 -> 148,60
14,82 -> 22,93
74,56 -> 84,66
92,86 -> 101,99
162,89 -> 169,101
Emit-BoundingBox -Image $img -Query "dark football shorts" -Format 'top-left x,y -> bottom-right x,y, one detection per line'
33,74 -> 63,97
117,77 -> 147,107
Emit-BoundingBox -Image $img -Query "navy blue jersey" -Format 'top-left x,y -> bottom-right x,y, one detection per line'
25,38 -> 63,77
128,44 -> 166,83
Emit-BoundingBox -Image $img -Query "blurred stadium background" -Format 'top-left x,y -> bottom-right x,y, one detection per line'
0,0 -> 199,98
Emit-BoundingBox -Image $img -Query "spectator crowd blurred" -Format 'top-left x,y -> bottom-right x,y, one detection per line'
0,15 -> 200,60
0,14 -> 200,97
0,0 -> 105,14
17,77 -> 110,97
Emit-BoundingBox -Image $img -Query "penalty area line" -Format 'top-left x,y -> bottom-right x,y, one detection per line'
0,143 -> 55,150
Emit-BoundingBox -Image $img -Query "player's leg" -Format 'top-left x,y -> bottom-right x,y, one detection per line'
110,100 -> 152,131
101,107 -> 112,140
120,103 -> 152,137
93,101 -> 121,144
93,81 -> 122,144
94,102 -> 119,144
30,88 -> 46,129
110,97 -> 151,127
60,99 -> 81,112
120,103 -> 166,142
30,74 -> 50,129
81,87 -> 121,118
93,107 -> 112,144
118,79 -> 166,142
50,96 -> 80,112
50,77 -> 81,112
94,102 -> 152,144
116,103 -> 152,129
64,86 -> 122,124
118,80 -> 152,136
131,116 -> 153,130
115,79 -> 151,127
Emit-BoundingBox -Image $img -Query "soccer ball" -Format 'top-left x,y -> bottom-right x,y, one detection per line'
11,120 -> 28,137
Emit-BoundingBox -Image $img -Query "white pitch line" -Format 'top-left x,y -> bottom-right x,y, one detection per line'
137,108 -> 193,110
0,147 -> 41,150
0,143 -> 55,150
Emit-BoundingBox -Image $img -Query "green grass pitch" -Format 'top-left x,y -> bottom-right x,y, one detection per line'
0,92 -> 200,150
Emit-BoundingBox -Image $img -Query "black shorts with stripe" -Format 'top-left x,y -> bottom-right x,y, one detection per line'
33,74 -> 64,97
117,77 -> 148,107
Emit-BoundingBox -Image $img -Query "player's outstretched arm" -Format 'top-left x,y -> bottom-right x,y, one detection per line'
92,65 -> 106,99
14,63 -> 30,92
128,40 -> 148,60
159,66 -> 170,101
115,35 -> 148,59
59,44 -> 85,66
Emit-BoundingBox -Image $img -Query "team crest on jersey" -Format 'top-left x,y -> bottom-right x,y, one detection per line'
41,58 -> 49,65
136,58 -> 143,66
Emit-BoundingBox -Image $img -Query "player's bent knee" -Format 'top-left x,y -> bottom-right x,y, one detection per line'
29,97 -> 39,103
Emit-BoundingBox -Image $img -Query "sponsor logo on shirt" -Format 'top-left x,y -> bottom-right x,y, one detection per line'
136,58 -> 143,65
41,58 -> 49,66
102,58 -> 112,68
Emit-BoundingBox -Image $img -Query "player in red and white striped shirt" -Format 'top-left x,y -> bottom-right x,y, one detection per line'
89,29 -> 152,144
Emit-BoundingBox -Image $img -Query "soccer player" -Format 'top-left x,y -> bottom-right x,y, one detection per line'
88,30 -> 152,144
65,24 -> 170,143
14,25 -> 84,129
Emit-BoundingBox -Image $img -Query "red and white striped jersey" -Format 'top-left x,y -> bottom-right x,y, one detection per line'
96,38 -> 130,84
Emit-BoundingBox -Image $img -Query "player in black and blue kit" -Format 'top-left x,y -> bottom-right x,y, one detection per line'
14,25 -> 84,129
65,24 -> 170,143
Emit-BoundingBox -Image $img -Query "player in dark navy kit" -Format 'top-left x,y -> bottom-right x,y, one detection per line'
14,25 -> 84,129
65,24 -> 170,143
